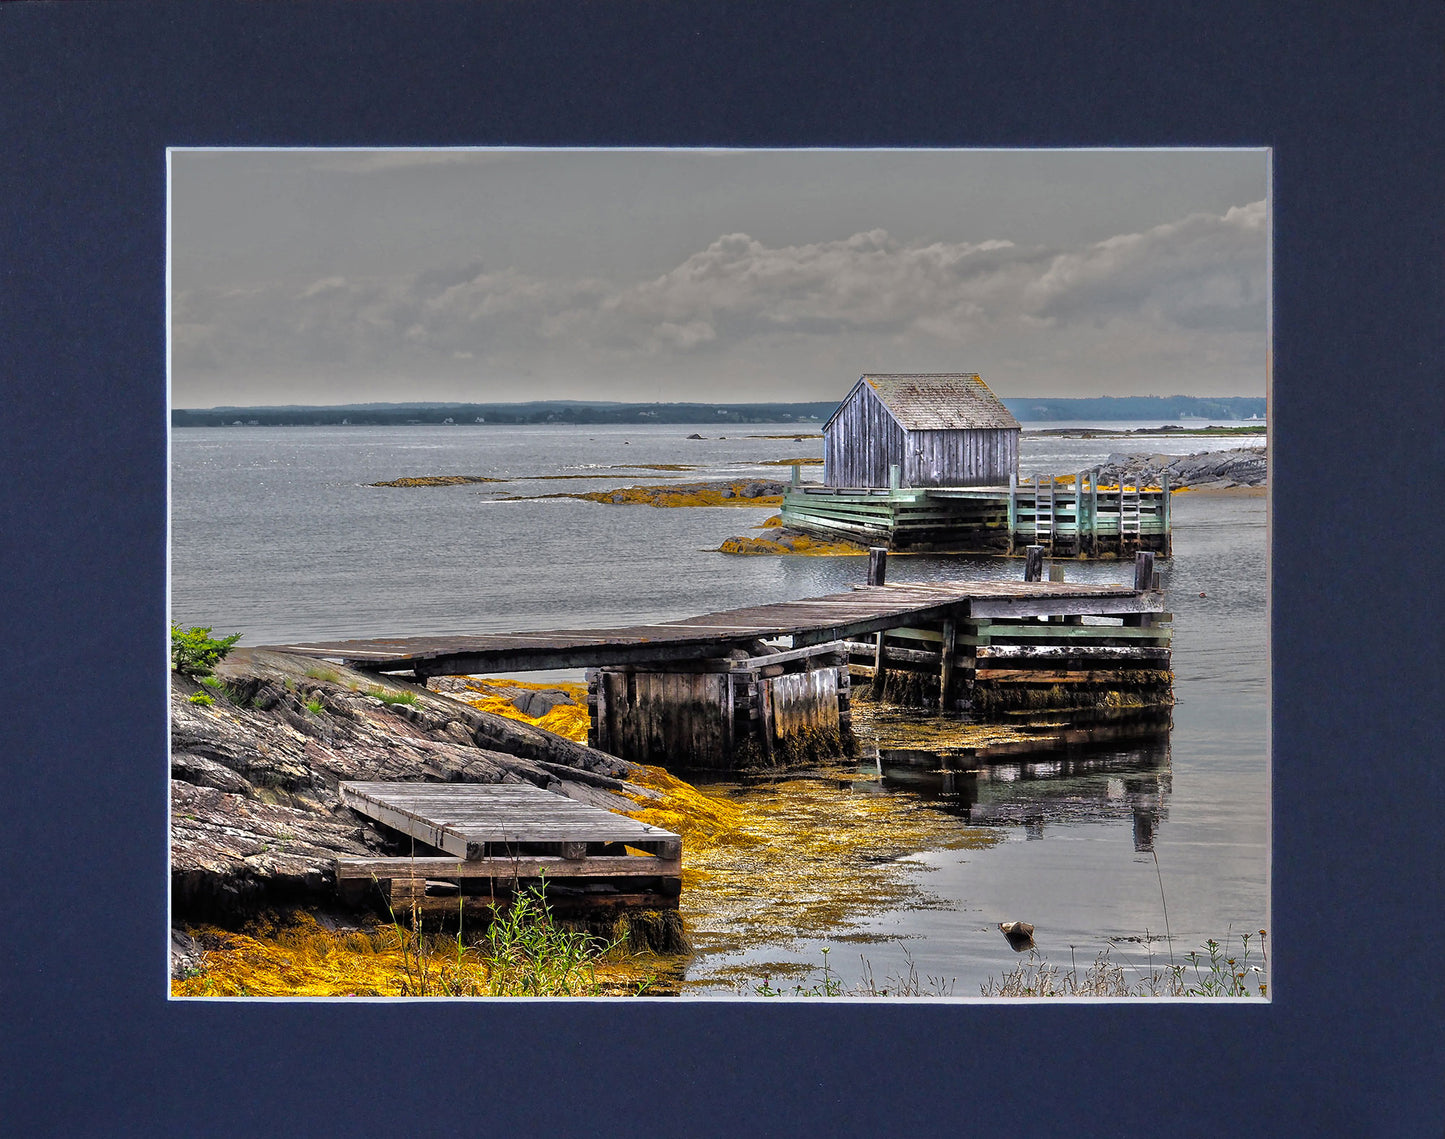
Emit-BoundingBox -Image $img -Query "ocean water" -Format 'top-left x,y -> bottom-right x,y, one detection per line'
170,422 -> 1268,995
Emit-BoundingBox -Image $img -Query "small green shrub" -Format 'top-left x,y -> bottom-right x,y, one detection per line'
372,689 -> 419,707
171,624 -> 242,678
304,698 -> 325,715
188,692 -> 215,706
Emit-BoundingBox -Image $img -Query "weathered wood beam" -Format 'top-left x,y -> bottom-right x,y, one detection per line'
968,595 -> 1165,619
335,855 -> 682,880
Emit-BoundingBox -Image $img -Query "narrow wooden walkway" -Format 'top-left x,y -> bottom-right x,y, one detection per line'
264,579 -> 1163,678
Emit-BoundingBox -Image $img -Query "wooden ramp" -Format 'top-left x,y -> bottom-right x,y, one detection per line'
263,578 -> 1162,679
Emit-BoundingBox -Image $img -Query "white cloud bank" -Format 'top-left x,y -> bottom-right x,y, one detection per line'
172,200 -> 1266,404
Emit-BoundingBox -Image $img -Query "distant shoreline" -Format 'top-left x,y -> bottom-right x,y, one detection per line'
170,395 -> 1267,429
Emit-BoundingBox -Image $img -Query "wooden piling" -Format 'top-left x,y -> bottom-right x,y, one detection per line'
1024,545 -> 1044,582
872,631 -> 889,696
1134,550 -> 1156,591
939,618 -> 957,710
868,546 -> 889,586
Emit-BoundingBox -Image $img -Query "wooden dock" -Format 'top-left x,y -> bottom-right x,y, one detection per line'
335,781 -> 681,910
270,569 -> 1169,772
264,577 -> 1165,679
780,468 -> 1171,556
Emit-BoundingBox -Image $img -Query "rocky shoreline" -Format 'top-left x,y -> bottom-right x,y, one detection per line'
170,648 -> 662,968
1091,446 -> 1266,490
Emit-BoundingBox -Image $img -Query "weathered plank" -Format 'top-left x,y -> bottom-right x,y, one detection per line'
335,855 -> 681,880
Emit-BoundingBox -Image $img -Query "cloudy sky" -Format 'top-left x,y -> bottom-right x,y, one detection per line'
170,149 -> 1268,407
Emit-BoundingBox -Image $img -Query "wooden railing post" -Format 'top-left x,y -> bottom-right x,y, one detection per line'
1075,470 -> 1085,556
1161,471 -> 1171,556
868,546 -> 888,586
1089,467 -> 1100,556
1007,472 -> 1018,555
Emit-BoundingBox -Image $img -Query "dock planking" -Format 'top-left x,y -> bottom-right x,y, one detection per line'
334,781 -> 682,910
338,781 -> 681,861
262,579 -> 1162,678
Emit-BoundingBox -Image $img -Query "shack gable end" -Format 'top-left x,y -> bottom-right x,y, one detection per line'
824,373 -> 1020,488
824,380 -> 905,487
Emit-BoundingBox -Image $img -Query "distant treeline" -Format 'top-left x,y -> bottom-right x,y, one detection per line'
1000,395 -> 1266,422
171,394 -> 1266,428
170,400 -> 839,427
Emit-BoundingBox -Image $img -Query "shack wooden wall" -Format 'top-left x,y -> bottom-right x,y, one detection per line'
824,385 -> 906,487
904,427 -> 1018,487
825,386 -> 1019,488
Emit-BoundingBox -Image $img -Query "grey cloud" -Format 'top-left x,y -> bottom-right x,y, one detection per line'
173,200 -> 1266,388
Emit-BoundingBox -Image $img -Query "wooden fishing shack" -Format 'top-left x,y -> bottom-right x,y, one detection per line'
787,370 -> 1171,555
823,372 -> 1021,489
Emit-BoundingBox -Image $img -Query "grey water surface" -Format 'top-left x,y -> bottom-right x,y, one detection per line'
171,422 -> 1268,996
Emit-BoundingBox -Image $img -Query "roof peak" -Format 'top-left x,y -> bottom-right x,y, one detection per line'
834,372 -> 1019,431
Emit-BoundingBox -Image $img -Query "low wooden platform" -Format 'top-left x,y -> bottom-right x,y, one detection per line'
781,470 -> 1171,556
263,579 -> 1163,679
338,781 -> 680,860
335,781 -> 682,907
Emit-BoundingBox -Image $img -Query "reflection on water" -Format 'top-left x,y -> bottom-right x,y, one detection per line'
171,424 -> 1266,996
869,734 -> 1170,852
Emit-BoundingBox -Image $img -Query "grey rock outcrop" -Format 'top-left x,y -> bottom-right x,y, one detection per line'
170,649 -> 652,922
1092,447 -> 1266,489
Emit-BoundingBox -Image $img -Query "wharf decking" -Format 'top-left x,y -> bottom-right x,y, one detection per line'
263,578 -> 1164,679
335,781 -> 681,907
781,470 -> 1171,555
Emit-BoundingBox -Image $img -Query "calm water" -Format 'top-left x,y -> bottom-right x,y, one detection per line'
171,422 -> 1268,996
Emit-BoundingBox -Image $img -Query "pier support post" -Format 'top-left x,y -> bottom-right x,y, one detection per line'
939,618 -> 956,710
1024,545 -> 1044,582
1134,550 -> 1156,592
1007,473 -> 1018,555
868,547 -> 888,586
872,632 -> 889,697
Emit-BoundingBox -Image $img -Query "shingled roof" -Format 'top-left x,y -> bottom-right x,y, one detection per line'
829,373 -> 1021,432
